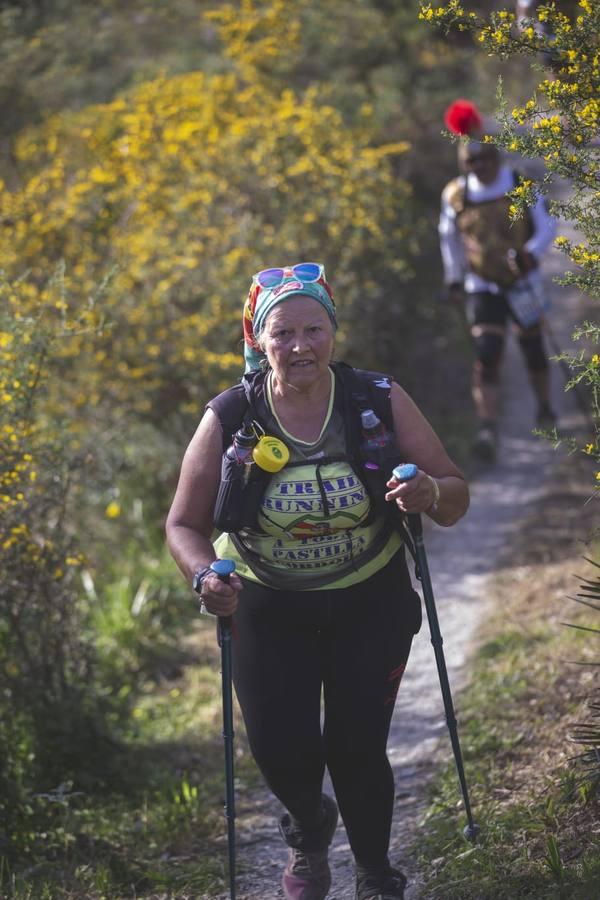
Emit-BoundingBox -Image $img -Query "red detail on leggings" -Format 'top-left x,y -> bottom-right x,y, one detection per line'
384,662 -> 406,705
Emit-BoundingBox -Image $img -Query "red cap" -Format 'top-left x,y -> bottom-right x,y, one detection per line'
444,99 -> 483,137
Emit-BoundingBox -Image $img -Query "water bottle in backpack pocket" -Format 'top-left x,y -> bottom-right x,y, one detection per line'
358,409 -> 401,517
213,425 -> 290,533
213,425 -> 257,532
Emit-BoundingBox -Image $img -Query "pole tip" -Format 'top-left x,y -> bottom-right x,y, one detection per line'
463,822 -> 480,842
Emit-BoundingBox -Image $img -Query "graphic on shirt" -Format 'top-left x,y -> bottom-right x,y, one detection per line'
268,529 -> 369,571
258,462 -> 371,538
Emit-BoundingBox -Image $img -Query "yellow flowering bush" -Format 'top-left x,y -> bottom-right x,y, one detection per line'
0,273 -> 108,830
0,0 -> 413,432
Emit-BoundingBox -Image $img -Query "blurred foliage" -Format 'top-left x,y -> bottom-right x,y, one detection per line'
0,0 -> 508,422
0,4 -> 517,471
1,30 -> 419,437
0,1 -> 222,135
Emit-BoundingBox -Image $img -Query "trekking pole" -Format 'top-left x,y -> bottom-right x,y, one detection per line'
211,558 -> 237,899
393,464 -> 480,842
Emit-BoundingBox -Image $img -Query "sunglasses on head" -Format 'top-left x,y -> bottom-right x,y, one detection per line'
253,262 -> 325,290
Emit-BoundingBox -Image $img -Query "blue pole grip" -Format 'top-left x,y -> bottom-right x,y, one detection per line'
213,559 -> 236,644
392,463 -> 422,537
392,463 -> 418,482
211,559 -> 236,581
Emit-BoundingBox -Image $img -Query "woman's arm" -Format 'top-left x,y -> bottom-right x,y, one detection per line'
385,382 -> 469,527
165,408 -> 242,615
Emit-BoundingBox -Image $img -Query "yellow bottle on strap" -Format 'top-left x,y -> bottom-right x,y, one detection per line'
252,435 -> 289,472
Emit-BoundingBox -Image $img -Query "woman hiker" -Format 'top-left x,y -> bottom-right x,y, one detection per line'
166,262 -> 469,900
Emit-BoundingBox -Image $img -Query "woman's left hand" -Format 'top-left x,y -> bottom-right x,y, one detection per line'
385,468 -> 437,515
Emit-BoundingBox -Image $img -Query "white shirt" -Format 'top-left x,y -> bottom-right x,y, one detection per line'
438,165 -> 557,294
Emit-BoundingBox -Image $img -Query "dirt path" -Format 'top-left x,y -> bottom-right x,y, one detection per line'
219,178 -> 591,900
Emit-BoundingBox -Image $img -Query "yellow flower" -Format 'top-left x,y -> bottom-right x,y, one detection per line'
105,501 -> 121,518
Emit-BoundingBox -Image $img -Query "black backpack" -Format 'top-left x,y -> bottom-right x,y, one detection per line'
208,362 -> 402,534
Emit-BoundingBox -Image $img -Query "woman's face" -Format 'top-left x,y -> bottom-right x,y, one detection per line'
261,296 -> 334,391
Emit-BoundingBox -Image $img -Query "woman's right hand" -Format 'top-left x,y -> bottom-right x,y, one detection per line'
199,570 -> 243,617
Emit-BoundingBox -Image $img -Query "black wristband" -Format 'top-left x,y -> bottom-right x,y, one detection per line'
192,565 -> 213,594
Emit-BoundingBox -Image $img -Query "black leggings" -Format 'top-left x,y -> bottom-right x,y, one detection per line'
231,551 -> 422,869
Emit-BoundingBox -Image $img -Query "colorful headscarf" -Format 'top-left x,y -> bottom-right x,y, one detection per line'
243,268 -> 337,372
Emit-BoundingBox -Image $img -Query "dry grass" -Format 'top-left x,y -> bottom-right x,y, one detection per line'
417,448 -> 600,899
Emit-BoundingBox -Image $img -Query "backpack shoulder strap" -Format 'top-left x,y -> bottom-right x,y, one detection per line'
334,361 -> 394,419
207,371 -> 266,451
333,362 -> 395,454
206,384 -> 249,452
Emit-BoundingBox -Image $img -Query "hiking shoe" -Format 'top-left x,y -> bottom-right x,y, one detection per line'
282,847 -> 332,900
355,863 -> 407,900
471,425 -> 496,462
536,404 -> 557,430
279,794 -> 338,900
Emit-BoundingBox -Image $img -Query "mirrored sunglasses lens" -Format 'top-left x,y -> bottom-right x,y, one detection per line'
257,268 -> 284,288
292,263 -> 321,282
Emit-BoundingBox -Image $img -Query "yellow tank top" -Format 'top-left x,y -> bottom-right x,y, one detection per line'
214,369 -> 402,590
